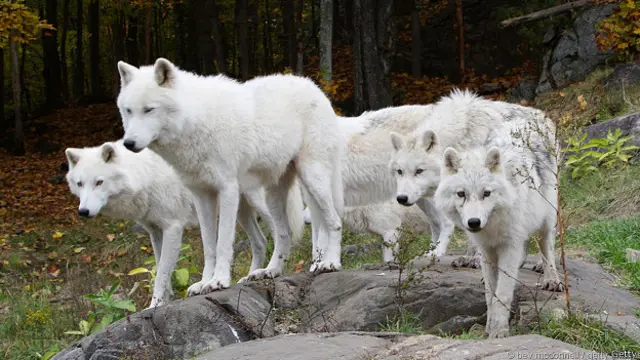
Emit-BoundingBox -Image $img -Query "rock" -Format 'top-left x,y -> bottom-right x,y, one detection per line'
371,334 -> 613,360
194,332 -> 610,360
591,314 -> 640,344
507,76 -> 538,103
195,332 -> 403,360
605,64 -> 640,91
537,5 -> 616,94
52,286 -> 274,360
626,248 -> 640,264
581,112 -> 640,149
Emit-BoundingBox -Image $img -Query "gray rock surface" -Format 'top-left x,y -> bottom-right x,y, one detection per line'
537,5 -> 616,93
582,112 -> 640,149
52,286 -> 273,360
196,332 -> 611,360
605,64 -> 640,91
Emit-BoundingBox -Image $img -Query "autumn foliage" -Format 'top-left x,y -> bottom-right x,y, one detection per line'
596,0 -> 640,61
0,0 -> 54,45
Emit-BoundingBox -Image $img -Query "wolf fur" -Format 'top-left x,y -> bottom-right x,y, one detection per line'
303,202 -> 430,263
116,58 -> 339,294
65,141 -> 269,308
333,105 -> 459,259
389,89 -> 555,261
434,129 -> 564,338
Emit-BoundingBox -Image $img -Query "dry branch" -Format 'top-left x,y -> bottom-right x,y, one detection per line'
499,0 -> 596,29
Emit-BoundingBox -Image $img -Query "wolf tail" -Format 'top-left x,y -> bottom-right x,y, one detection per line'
286,178 -> 305,244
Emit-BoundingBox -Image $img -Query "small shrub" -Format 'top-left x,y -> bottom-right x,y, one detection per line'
563,129 -> 639,180
596,0 -> 640,62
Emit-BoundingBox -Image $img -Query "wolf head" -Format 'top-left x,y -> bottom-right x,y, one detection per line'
388,130 -> 443,206
434,146 -> 516,233
117,58 -> 182,153
65,142 -> 131,218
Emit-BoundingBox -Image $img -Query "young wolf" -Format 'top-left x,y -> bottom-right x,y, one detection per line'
65,141 -> 268,307
303,202 -> 431,263
434,138 -> 564,338
116,58 -> 339,295
389,89 -> 554,263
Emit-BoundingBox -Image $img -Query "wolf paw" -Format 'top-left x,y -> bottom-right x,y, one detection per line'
488,328 -> 510,339
148,296 -> 168,309
200,277 -> 231,294
532,260 -> 545,273
452,255 -> 482,269
245,267 -> 282,281
541,278 -> 565,292
187,280 -> 208,296
311,260 -> 341,275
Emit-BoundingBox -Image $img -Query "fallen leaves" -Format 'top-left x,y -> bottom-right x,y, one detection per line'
51,231 -> 64,240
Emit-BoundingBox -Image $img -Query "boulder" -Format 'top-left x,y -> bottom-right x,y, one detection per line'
537,5 -> 616,94
195,332 -> 611,360
581,112 -> 640,149
605,64 -> 640,91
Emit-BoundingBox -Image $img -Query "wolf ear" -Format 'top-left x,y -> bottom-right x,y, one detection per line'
154,58 -> 175,87
117,61 -> 138,87
101,143 -> 116,163
390,132 -> 404,151
421,130 -> 437,152
65,148 -> 81,169
485,147 -> 502,173
443,147 -> 460,175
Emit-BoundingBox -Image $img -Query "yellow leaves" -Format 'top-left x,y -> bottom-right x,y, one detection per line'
51,231 -> 64,239
0,1 -> 55,46
577,94 -> 588,110
74,247 -> 86,253
128,267 -> 151,276
47,251 -> 57,260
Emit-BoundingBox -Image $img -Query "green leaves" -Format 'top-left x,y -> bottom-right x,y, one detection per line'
563,128 -> 639,180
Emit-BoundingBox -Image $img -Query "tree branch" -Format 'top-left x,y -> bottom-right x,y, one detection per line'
499,0 -> 596,29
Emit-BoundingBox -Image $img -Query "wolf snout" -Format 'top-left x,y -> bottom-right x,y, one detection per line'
467,218 -> 481,231
123,139 -> 141,153
78,208 -> 91,218
396,195 -> 409,205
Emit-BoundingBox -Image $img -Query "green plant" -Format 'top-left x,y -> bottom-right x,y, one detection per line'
127,244 -> 198,298
563,129 -> 639,180
64,280 -> 136,337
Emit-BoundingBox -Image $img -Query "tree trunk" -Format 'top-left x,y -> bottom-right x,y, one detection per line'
237,0 -> 250,80
10,30 -> 24,156
281,0 -> 296,69
411,0 -> 421,78
212,1 -> 228,74
43,0 -> 62,110
319,0 -> 333,84
499,0 -> 594,29
73,0 -> 84,100
20,44 -> 31,112
112,6 -> 126,97
263,0 -> 273,72
296,0 -> 304,74
197,1 -> 216,74
145,2 -> 152,64
89,0 -> 102,101
173,0 -> 187,66
185,0 -> 199,72
126,13 -> 140,65
0,47 -> 4,130
311,0 -> 318,51
456,0 -> 464,81
353,0 -> 395,113
61,0 -> 71,101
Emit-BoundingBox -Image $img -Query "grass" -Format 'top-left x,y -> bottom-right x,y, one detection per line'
536,67 -> 640,131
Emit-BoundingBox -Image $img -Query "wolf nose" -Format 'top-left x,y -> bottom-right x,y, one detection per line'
78,208 -> 90,218
467,218 -> 481,229
123,139 -> 136,151
396,195 -> 408,205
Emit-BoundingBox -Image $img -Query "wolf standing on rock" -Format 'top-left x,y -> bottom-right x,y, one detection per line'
64,141 -> 269,308
116,58 -> 344,295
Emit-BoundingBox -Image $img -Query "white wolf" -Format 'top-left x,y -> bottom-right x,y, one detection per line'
434,135 -> 564,338
389,89 -> 555,263
331,105 -> 459,260
116,58 -> 341,295
65,141 -> 269,308
303,202 -> 430,263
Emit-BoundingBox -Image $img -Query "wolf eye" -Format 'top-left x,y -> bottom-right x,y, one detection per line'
96,180 -> 103,186
126,108 -> 132,115
457,191 -> 465,198
483,190 -> 491,198
77,181 -> 83,188
415,169 -> 423,175
143,107 -> 154,114
397,169 -> 403,175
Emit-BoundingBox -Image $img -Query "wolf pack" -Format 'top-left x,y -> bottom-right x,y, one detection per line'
64,57 -> 565,339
